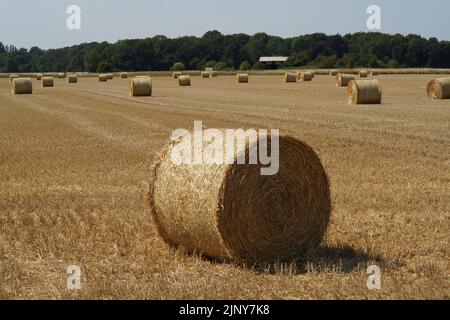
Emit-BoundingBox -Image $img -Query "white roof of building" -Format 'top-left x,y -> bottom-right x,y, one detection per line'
259,56 -> 289,62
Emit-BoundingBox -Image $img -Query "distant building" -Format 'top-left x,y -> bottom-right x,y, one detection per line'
259,56 -> 289,68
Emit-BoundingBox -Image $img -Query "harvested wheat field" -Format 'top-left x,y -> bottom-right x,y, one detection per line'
0,74 -> 449,300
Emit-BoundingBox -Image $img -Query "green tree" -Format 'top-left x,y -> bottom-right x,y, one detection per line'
312,55 -> 338,68
213,62 -> 227,71
97,61 -> 114,72
239,61 -> 251,71
2,31 -> 450,72
245,33 -> 269,63
252,61 -> 265,70
204,60 -> 217,68
286,51 -> 309,67
386,59 -> 400,68
171,62 -> 185,71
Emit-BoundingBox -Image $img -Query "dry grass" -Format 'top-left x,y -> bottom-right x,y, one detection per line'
0,75 -> 449,299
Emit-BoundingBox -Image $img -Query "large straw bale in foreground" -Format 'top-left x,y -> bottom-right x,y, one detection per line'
237,74 -> 249,83
347,79 -> 382,105
336,73 -> 355,87
178,75 -> 191,86
149,134 -> 331,263
129,77 -> 152,96
427,77 -> 450,99
42,77 -> 54,87
12,78 -> 32,94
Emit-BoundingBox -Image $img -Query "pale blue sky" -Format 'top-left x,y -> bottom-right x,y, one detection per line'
1,0 -> 449,49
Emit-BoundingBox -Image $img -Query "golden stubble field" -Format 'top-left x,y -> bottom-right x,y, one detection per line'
0,74 -> 449,299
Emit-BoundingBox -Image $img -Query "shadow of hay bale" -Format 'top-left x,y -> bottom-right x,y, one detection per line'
247,244 -> 384,275
182,243 -> 385,275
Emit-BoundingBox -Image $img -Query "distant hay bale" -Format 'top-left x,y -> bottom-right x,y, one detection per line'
311,71 -> 315,78
42,77 -> 54,87
210,71 -> 218,78
129,76 -> 152,96
284,72 -> 297,83
330,70 -> 338,76
371,70 -> 379,76
106,73 -> 114,80
120,72 -> 128,79
359,70 -> 368,78
36,73 -> 43,80
336,73 -> 355,87
178,75 -> 191,86
149,134 -> 331,263
347,79 -> 382,105
300,72 -> 313,81
201,71 -> 210,78
173,72 -> 182,79
67,75 -> 78,83
58,73 -> 65,79
12,78 -> 32,94
9,74 -> 19,82
237,73 -> 249,83
98,74 -> 108,82
427,77 -> 450,99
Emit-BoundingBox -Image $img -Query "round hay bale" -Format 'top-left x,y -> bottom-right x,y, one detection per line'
284,72 -> 297,83
106,73 -> 114,80
58,73 -> 66,79
347,79 -> 382,105
178,75 -> 191,86
36,73 -> 43,81
300,72 -> 313,81
173,72 -> 182,79
371,70 -> 379,76
9,74 -> 19,83
42,77 -> 54,87
98,74 -> 108,82
330,70 -> 338,76
120,72 -> 128,79
311,71 -> 315,78
12,78 -> 32,94
237,73 -> 249,83
149,134 -> 331,263
67,75 -> 78,83
129,77 -> 152,96
336,73 -> 355,87
201,71 -> 210,78
359,70 -> 368,78
427,77 -> 450,100
210,71 -> 218,78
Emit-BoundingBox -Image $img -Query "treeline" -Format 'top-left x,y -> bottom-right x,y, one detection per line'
1,31 -> 450,73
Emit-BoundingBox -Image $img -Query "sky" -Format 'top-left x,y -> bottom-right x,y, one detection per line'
1,0 -> 450,49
